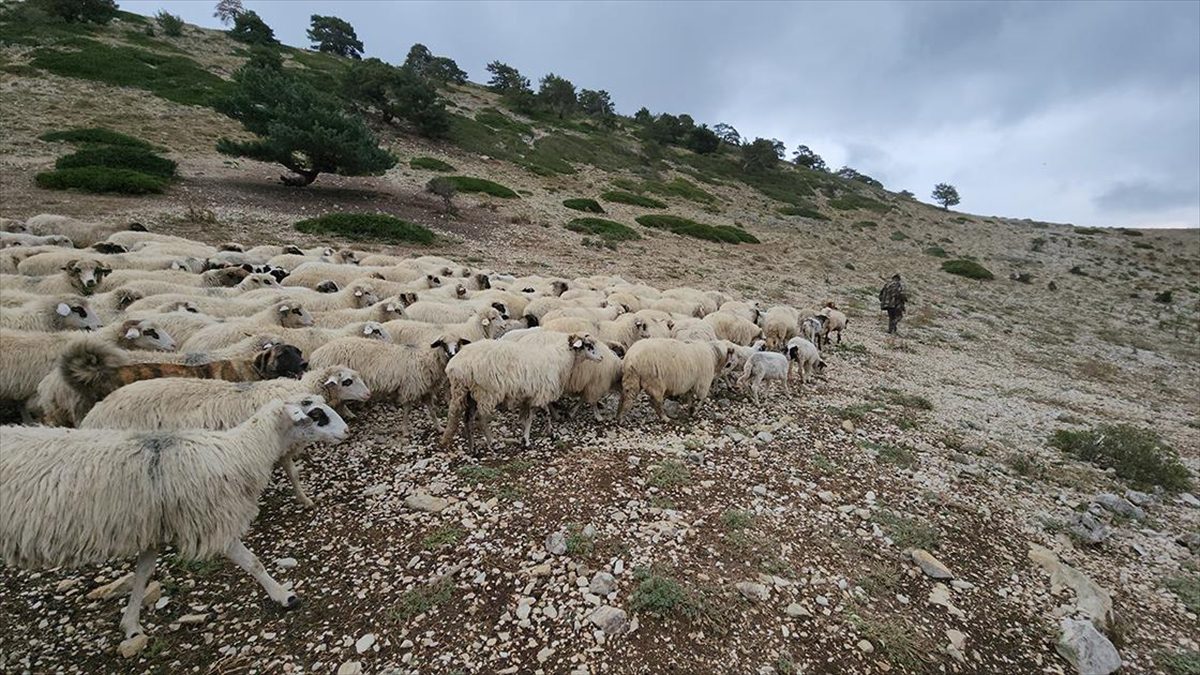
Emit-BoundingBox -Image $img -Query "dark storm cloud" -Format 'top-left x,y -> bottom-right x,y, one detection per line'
128,0 -> 1200,228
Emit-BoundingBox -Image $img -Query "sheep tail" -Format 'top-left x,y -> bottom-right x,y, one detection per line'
59,338 -> 126,410
440,380 -> 470,448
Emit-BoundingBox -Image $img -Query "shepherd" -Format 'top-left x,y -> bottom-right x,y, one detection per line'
879,274 -> 907,335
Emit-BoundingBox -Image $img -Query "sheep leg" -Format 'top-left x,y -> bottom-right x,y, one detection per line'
281,455 -> 314,508
226,539 -> 298,609
424,396 -> 443,434
400,405 -> 412,445
542,404 -> 556,439
118,548 -> 157,638
478,409 -> 496,450
519,403 -> 535,448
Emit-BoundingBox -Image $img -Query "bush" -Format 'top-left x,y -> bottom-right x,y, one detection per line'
566,217 -> 640,241
1049,425 -> 1192,492
777,204 -> 828,220
409,156 -> 455,172
37,0 -> 117,23
601,190 -> 666,208
941,259 -> 994,280
562,198 -> 604,213
294,213 -> 434,245
439,176 -> 517,198
55,146 -> 176,177
35,167 -> 167,194
636,214 -> 758,244
924,246 -> 949,258
229,10 -> 276,45
828,193 -> 891,213
155,10 -> 184,36
39,127 -> 153,150
1154,290 -> 1173,304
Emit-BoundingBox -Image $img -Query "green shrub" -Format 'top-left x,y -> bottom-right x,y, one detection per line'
409,156 -> 455,172
924,246 -> 948,258
890,230 -> 909,241
1154,290 -> 1173,304
562,198 -> 604,213
294,213 -> 434,245
636,214 -> 759,244
601,190 -> 665,208
1118,228 -> 1144,237
55,146 -> 176,177
941,259 -> 994,280
1050,425 -> 1192,492
35,166 -> 166,194
641,177 -> 716,204
777,204 -> 828,220
441,176 -> 517,198
38,127 -> 153,150
566,217 -> 639,241
30,39 -> 230,108
1159,650 -> 1200,675
1074,226 -> 1103,235
627,569 -> 689,617
155,10 -> 184,36
1165,576 -> 1200,614
828,193 -> 891,213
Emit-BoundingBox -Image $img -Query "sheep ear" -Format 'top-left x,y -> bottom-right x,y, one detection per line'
278,305 -> 290,313
481,317 -> 490,326
459,339 -> 471,347
56,303 -> 70,316
666,320 -> 675,330
385,303 -> 396,312
430,339 -> 445,349
124,327 -> 141,339
354,289 -> 363,296
284,403 -> 308,422
323,376 -> 337,387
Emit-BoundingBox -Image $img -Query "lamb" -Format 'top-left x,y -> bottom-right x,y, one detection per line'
616,338 -> 734,422
311,297 -> 407,327
799,315 -> 827,349
0,231 -> 73,248
93,266 -> 247,292
268,249 -> 358,272
0,394 -> 347,639
441,332 -> 602,449
123,291 -> 282,316
309,336 -> 468,440
381,307 -> 503,346
818,303 -> 848,347
763,305 -> 801,350
0,320 -> 176,408
181,301 -> 314,351
736,351 -> 792,404
786,336 -> 827,386
593,313 -> 652,349
704,311 -> 765,345
0,295 -> 101,332
41,339 -> 307,425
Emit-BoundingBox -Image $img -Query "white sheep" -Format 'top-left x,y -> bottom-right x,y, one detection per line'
616,338 -> 734,422
381,307 -> 503,346
786,336 -> 827,386
112,272 -> 278,300
704,311 -> 765,345
239,281 -> 381,312
799,315 -> 826,349
309,335 -> 468,440
181,302 -> 314,351
763,305 -> 801,350
0,259 -> 112,295
311,297 -> 407,327
0,394 -> 347,638
23,213 -> 140,247
0,231 -> 73,248
736,351 -> 791,403
719,300 -> 763,326
671,317 -> 720,342
0,295 -> 101,332
441,332 -> 601,449
818,302 -> 848,347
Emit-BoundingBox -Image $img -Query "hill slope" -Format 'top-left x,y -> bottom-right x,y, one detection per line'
1,8 -> 1198,675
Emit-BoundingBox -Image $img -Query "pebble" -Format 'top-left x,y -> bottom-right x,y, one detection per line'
545,531 -> 568,556
736,581 -> 769,602
841,420 -> 855,433
55,579 -> 79,593
1057,618 -> 1121,675
755,431 -> 774,443
88,573 -> 133,600
946,629 -> 967,662
589,572 -> 617,596
1177,493 -> 1200,508
1123,490 -> 1152,507
752,484 -> 768,496
785,603 -> 810,618
817,491 -> 835,504
857,639 -> 874,654
275,557 -> 298,569
178,613 -> 208,625
118,634 -> 149,658
588,606 -> 629,635
404,494 -> 448,513
1093,493 -> 1145,520
910,549 -> 953,579
336,661 -> 363,675
516,602 -> 533,620
537,647 -> 555,663
355,633 -> 376,654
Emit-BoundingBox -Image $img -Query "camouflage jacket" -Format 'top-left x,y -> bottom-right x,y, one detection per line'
879,278 -> 906,309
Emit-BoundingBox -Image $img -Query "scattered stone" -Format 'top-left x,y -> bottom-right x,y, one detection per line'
362,484 -> 388,497
841,420 -> 855,433
275,557 -> 298,569
404,494 -> 448,513
736,581 -> 769,602
141,581 -> 161,607
613,559 -> 625,575
1067,512 -> 1110,546
337,661 -> 363,675
118,634 -> 149,658
785,603 -> 810,618
588,606 -> 629,635
857,639 -> 874,654
817,491 -> 835,504
723,426 -> 747,444
910,549 -> 953,579
950,579 -> 974,591
755,431 -> 774,443
88,573 -> 133,600
946,629 -> 967,662
589,572 -> 617,596
537,647 -> 555,663
1056,618 -> 1121,675
545,531 -> 568,556
1093,493 -> 1145,520
355,633 -> 376,654
516,601 -> 533,620
752,484 -> 768,496
1176,493 -> 1199,508
1177,532 -> 1200,554
1029,545 -> 1113,628
929,584 -> 965,618
178,613 -> 208,625
55,579 -> 79,593
1123,490 -> 1151,507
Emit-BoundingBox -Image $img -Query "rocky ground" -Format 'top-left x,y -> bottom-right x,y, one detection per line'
1,27 -> 1199,672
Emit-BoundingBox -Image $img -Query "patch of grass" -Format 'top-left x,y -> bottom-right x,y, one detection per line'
390,577 -> 455,621
874,510 -> 939,550
720,508 -> 755,531
56,146 -> 176,177
30,38 -> 230,108
941,259 -> 995,280
562,197 -> 604,213
886,391 -> 933,410
866,441 -> 918,469
1133,242 -> 1154,250
421,525 -> 465,550
627,568 -> 688,617
854,220 -> 878,228
441,175 -> 518,198
295,213 -> 434,245
849,614 -> 929,671
456,464 -> 502,483
1076,358 -> 1119,382
39,127 -> 153,149
924,245 -> 949,258
566,217 -> 640,241
169,556 -> 223,576
777,203 -> 829,220
1074,226 -> 1103,235
641,177 -> 717,204
35,167 -> 167,194
828,193 -> 891,213
1165,575 -> 1200,614
636,214 -> 759,244
856,559 -> 902,597
1069,265 -> 1088,276
811,454 -> 836,472
1049,425 -> 1192,492
410,156 -> 455,172
601,190 -> 666,208
1005,451 -> 1044,478
474,108 -> 533,136
889,230 -> 909,241
834,403 -> 874,421
565,524 -> 595,557
1159,650 -> 1200,675
648,460 -> 691,488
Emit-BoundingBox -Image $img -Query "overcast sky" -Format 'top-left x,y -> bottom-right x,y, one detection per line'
126,1 -> 1200,229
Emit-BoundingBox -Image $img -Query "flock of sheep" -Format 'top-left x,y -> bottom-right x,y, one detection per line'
0,213 -> 848,644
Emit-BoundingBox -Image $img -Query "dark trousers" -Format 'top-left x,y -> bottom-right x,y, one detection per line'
886,307 -> 903,334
